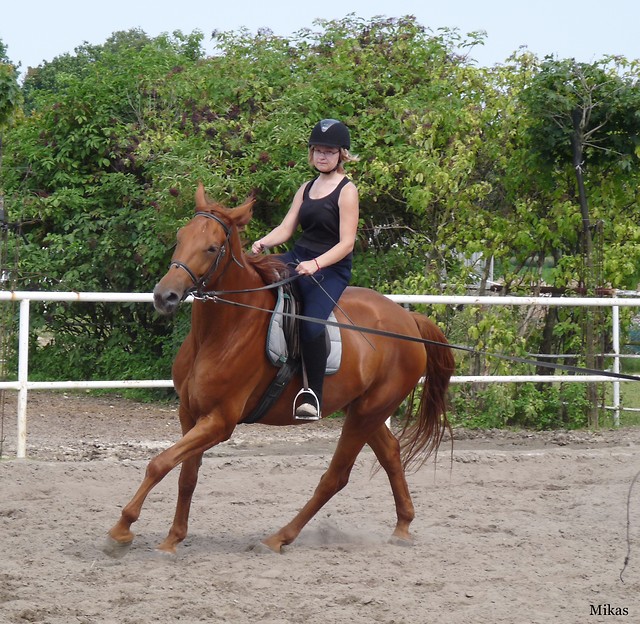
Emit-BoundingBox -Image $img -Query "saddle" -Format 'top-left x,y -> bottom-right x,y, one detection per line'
241,284 -> 342,424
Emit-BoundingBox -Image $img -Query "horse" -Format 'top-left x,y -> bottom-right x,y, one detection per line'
106,183 -> 455,555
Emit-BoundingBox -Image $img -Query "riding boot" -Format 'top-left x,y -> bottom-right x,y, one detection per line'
295,332 -> 328,420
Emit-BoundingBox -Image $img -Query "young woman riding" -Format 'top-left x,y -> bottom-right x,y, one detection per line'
251,119 -> 360,419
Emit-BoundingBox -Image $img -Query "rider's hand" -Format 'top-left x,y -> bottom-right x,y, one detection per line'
251,240 -> 265,254
296,260 -> 320,276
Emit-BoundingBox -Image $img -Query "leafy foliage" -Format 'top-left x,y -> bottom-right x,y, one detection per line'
2,20 -> 640,424
0,40 -> 20,129
450,382 -> 591,429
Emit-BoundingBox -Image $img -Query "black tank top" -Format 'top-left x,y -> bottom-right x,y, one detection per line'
296,176 -> 351,256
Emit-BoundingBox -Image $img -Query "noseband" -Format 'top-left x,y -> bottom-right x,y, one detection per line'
169,212 -> 244,297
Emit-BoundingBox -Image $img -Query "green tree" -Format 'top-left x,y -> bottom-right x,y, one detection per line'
0,39 -> 21,182
518,57 -> 640,426
3,19 -> 640,428
2,31 -> 207,387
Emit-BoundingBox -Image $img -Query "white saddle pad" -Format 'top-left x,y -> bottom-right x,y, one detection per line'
266,288 -> 341,375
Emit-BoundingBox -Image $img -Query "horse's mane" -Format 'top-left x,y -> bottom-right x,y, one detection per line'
245,253 -> 290,285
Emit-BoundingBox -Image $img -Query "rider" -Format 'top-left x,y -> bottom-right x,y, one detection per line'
251,119 -> 360,419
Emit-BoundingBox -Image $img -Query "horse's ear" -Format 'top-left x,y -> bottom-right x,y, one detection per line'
195,182 -> 208,211
231,195 -> 256,228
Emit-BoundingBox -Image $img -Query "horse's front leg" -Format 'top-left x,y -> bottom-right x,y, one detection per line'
156,453 -> 203,554
106,414 -> 232,553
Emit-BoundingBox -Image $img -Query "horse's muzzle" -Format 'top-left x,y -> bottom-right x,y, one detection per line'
153,284 -> 182,316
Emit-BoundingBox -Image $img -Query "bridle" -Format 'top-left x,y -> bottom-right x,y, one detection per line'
169,211 -> 244,297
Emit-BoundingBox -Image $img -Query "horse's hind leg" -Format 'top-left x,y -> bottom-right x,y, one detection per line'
367,424 -> 415,545
260,415 -> 373,553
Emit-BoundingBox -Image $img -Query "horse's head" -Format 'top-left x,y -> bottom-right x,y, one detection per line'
153,183 -> 255,315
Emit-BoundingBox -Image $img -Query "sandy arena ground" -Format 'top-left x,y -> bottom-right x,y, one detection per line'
1,391 -> 640,623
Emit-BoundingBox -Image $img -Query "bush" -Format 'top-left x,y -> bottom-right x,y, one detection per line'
450,382 -> 591,430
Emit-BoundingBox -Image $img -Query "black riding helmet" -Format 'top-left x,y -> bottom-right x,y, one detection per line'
308,119 -> 351,150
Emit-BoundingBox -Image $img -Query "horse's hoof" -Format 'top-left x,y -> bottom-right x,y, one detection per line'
103,535 -> 133,559
153,547 -> 178,559
248,541 -> 281,555
388,535 -> 414,548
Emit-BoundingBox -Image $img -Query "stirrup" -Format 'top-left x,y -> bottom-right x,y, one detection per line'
293,388 -> 321,420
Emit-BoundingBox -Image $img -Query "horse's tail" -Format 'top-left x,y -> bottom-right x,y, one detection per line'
398,313 -> 455,471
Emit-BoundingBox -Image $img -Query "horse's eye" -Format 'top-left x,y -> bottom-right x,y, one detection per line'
207,245 -> 219,254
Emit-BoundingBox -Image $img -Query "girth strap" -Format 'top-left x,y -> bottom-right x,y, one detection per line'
240,359 -> 300,424
241,281 -> 301,424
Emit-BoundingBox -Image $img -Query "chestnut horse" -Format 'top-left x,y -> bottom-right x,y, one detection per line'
106,184 -> 454,555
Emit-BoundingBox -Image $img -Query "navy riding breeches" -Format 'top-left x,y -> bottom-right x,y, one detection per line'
279,246 -> 352,342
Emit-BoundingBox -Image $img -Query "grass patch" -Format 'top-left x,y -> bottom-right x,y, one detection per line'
600,356 -> 640,427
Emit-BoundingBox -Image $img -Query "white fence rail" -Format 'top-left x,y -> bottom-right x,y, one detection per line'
1,290 -> 639,458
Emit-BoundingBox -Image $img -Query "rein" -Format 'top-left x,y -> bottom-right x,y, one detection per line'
203,293 -> 640,382
191,273 -> 302,298
168,214 -> 640,382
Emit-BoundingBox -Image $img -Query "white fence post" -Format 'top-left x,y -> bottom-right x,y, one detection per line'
17,298 -> 30,459
612,305 -> 621,427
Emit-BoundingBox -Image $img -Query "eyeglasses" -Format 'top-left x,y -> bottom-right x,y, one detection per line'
313,148 -> 340,157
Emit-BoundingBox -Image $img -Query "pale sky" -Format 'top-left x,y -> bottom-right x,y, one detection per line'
2,0 -> 638,77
